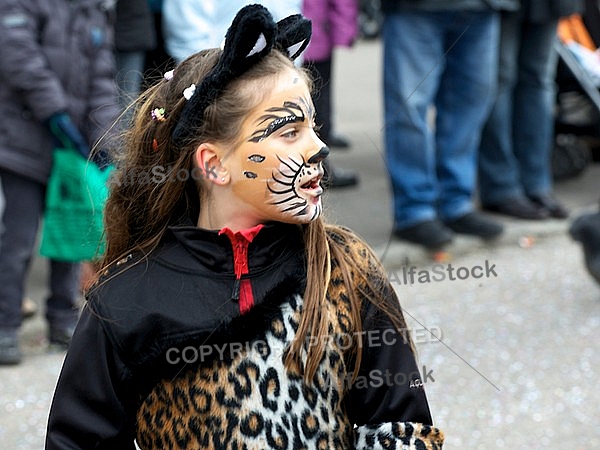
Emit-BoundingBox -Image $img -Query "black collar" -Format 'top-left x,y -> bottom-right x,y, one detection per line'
88,221 -> 308,372
166,221 -> 305,275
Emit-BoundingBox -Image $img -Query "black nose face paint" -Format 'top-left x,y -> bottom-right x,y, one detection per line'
307,146 -> 330,164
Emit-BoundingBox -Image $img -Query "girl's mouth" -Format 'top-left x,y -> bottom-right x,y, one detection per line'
300,176 -> 322,190
299,175 -> 324,205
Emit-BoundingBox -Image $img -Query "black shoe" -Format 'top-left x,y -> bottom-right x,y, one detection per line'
0,330 -> 22,365
482,196 -> 549,220
322,160 -> 359,188
528,194 -> 569,219
444,211 -> 504,239
393,219 -> 454,249
569,211 -> 600,285
48,325 -> 76,350
327,133 -> 351,149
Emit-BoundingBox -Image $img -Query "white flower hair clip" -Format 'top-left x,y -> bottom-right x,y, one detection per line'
163,70 -> 174,81
183,84 -> 196,100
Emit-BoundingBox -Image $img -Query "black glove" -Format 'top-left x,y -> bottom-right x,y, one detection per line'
46,112 -> 90,159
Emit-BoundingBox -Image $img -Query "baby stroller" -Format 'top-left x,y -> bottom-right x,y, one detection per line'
553,0 -> 600,180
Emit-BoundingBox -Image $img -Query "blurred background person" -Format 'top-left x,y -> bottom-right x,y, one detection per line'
77,0 -> 158,294
382,0 -> 518,250
479,0 -> 584,220
114,0 -> 156,111
0,0 -> 120,365
143,0 -> 175,88
302,0 -> 360,187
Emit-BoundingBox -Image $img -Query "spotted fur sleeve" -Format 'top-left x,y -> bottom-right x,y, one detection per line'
326,227 -> 445,449
355,421 -> 444,449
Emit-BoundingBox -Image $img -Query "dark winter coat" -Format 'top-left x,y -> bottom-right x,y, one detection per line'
0,0 -> 120,184
381,0 -> 520,13
524,0 -> 584,22
46,222 -> 443,449
114,0 -> 156,52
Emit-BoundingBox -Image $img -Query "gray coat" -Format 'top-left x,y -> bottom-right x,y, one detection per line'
0,0 -> 120,184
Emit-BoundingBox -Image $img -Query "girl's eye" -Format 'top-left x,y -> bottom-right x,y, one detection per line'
281,128 -> 299,139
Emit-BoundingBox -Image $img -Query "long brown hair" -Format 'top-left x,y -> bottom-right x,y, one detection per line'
100,48 -> 410,383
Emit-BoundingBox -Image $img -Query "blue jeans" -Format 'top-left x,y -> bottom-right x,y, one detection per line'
478,11 -> 559,205
383,10 -> 499,229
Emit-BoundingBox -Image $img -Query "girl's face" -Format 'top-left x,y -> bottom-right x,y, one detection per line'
226,69 -> 329,224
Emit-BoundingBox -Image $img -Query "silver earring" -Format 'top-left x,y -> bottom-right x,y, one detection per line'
221,177 -> 225,182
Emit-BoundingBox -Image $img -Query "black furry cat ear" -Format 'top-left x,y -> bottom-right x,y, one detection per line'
219,4 -> 276,75
172,4 -> 276,144
171,5 -> 312,145
275,14 -> 312,60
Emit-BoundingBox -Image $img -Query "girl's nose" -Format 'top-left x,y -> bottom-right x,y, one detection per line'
307,146 -> 330,164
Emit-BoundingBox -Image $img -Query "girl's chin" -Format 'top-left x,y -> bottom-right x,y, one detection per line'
290,204 -> 322,224
271,208 -> 321,225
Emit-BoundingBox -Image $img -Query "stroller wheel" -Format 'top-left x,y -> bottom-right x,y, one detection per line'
552,133 -> 591,181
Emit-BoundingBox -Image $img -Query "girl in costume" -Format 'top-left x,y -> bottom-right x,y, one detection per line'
46,5 -> 444,449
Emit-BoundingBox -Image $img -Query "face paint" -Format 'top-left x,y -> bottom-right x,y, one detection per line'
227,69 -> 328,225
267,147 -> 329,220
248,101 -> 305,143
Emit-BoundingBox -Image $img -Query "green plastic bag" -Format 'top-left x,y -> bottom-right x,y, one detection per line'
39,147 -> 113,262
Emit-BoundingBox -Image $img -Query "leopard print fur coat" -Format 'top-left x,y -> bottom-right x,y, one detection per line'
46,223 -> 444,450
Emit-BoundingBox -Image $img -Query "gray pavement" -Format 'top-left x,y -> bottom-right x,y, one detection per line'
2,39 -> 600,449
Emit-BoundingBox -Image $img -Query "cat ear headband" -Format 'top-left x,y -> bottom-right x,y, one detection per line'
171,4 -> 312,145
